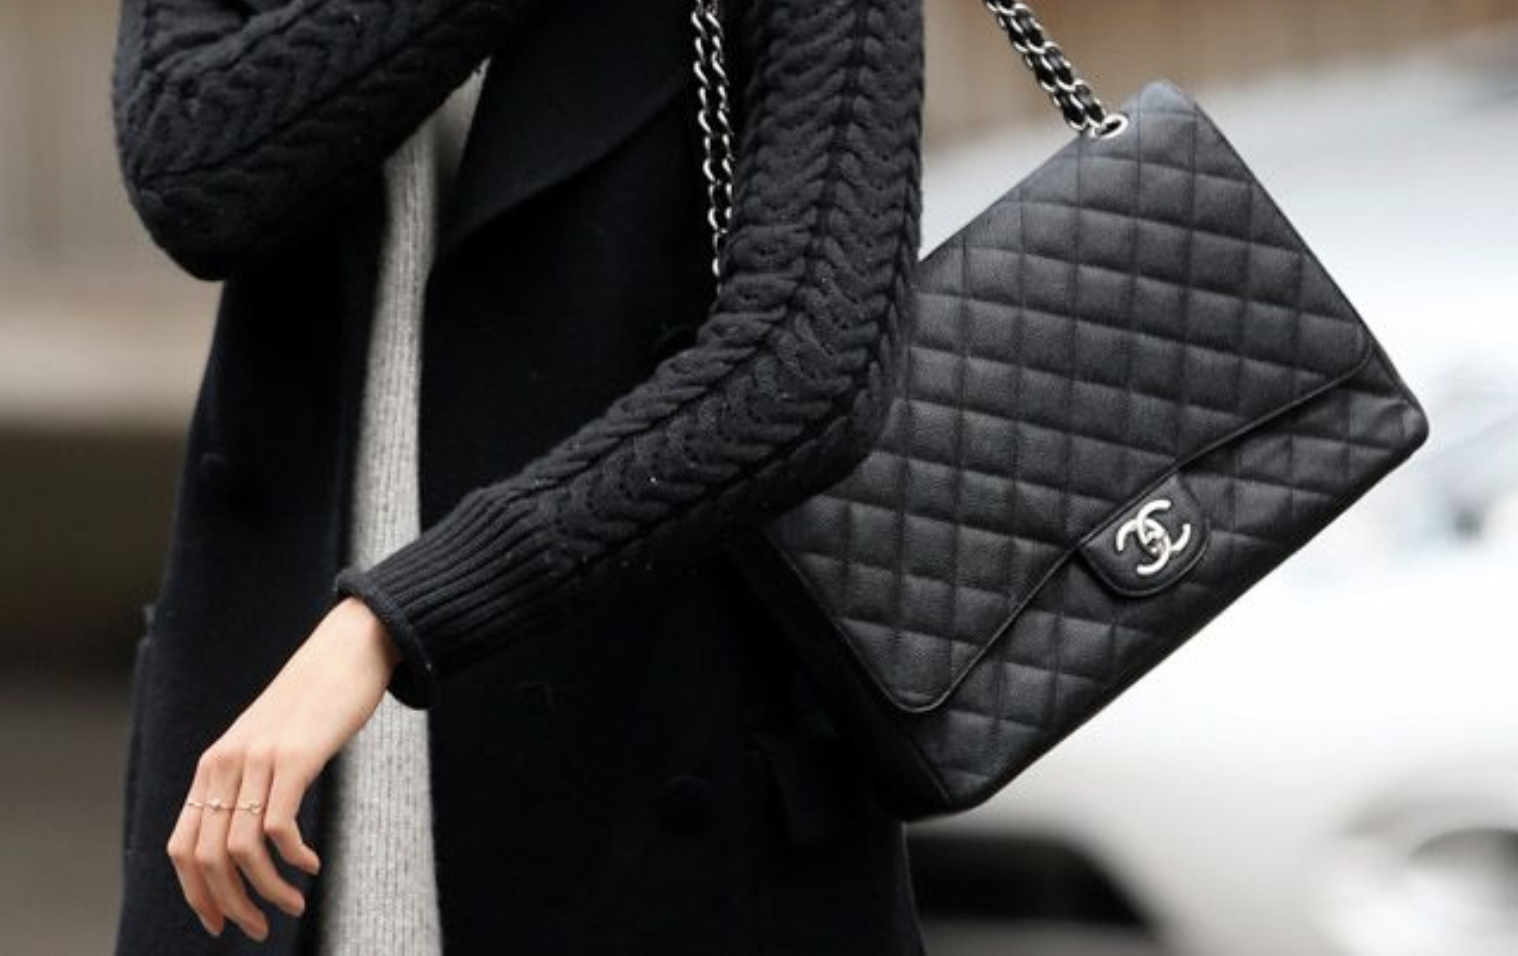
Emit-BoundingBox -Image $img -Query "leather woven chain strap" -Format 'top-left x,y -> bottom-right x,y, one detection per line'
981,0 -> 1127,137
691,0 -> 736,280
690,0 -> 1126,279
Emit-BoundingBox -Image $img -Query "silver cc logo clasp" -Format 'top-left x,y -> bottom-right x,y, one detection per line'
1114,498 -> 1193,578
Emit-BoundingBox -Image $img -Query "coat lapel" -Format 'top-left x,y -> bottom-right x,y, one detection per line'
434,0 -> 696,271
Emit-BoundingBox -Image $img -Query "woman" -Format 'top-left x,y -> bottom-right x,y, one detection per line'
111,0 -> 925,952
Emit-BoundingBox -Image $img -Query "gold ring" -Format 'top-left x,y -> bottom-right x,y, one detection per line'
186,796 -> 230,812
237,801 -> 265,815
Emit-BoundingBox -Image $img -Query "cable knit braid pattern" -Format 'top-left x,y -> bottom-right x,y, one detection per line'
111,0 -> 552,279
111,0 -> 925,710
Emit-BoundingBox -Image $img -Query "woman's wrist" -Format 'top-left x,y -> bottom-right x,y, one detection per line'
335,595 -> 404,673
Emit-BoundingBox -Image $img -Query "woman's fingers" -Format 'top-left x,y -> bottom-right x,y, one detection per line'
193,748 -> 269,941
166,771 -> 224,937
265,752 -> 322,877
169,740 -> 320,939
166,598 -> 397,937
228,748 -> 306,917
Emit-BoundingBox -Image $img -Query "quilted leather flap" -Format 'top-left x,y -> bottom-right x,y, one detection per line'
766,81 -> 1372,713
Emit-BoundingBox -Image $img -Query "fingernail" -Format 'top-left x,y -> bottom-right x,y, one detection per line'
291,894 -> 307,916
199,917 -> 221,937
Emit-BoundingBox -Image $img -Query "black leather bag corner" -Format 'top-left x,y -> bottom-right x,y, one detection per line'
724,78 -> 1429,820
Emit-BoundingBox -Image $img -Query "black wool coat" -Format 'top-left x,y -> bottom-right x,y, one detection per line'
112,0 -> 926,953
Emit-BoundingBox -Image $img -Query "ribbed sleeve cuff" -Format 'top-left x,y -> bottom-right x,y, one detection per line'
330,488 -> 569,709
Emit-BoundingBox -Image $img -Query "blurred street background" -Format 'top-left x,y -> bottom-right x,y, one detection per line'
2,1 -> 1515,953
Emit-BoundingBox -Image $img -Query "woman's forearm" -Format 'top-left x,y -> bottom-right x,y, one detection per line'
111,0 -> 548,279
332,0 -> 925,709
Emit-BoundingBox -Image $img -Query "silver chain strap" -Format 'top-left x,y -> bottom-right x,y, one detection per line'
692,0 -> 735,282
983,1 -> 1127,138
691,0 -> 1126,278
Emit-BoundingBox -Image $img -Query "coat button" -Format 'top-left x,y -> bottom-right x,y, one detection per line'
659,775 -> 714,835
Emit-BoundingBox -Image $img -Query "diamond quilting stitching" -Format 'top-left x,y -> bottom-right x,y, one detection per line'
904,347 -> 1422,792
769,82 -> 1375,709
742,81 -> 1426,813
892,303 -> 1347,443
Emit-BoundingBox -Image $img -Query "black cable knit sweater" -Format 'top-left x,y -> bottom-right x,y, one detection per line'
112,0 -> 924,708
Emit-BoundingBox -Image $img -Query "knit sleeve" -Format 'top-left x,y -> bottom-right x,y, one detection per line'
331,0 -> 924,709
110,0 -> 548,280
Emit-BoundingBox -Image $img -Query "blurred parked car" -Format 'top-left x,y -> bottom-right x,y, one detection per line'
907,30 -> 1518,956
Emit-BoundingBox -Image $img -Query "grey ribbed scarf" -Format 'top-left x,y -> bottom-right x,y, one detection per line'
317,65 -> 487,954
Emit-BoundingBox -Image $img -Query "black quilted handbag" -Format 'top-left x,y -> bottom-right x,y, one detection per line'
694,0 -> 1430,819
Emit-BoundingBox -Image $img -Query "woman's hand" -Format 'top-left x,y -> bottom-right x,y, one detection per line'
166,596 -> 402,941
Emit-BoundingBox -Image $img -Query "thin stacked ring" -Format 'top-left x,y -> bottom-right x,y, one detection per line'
184,797 -> 264,814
